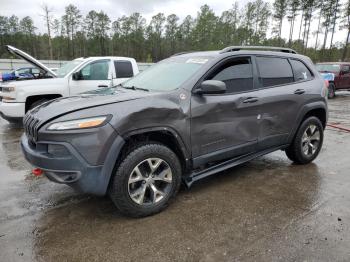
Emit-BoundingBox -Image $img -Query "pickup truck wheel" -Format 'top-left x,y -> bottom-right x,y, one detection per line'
109,143 -> 182,217
328,83 -> 336,99
28,99 -> 49,111
285,116 -> 323,164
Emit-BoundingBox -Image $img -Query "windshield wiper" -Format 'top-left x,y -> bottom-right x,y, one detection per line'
123,85 -> 149,92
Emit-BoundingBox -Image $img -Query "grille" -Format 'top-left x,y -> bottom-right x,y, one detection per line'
23,113 -> 40,144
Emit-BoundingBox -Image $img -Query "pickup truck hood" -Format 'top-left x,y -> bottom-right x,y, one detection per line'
6,45 -> 57,77
30,88 -> 151,123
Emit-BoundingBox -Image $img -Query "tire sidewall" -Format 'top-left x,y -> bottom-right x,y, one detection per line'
295,117 -> 324,163
110,144 -> 182,216
328,83 -> 336,99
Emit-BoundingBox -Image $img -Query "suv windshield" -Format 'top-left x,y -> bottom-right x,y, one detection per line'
122,57 -> 210,91
56,60 -> 84,78
316,64 -> 341,72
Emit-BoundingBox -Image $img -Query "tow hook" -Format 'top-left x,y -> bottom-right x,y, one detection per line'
32,168 -> 43,177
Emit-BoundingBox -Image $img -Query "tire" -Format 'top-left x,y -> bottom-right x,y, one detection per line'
328,83 -> 336,99
109,143 -> 182,218
28,99 -> 49,111
285,116 -> 324,165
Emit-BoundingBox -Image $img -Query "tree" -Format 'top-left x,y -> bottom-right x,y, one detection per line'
329,0 -> 341,48
287,0 -> 300,45
149,13 -> 166,61
62,4 -> 82,57
340,0 -> 350,60
192,5 -> 218,50
41,4 -> 54,59
273,0 -> 288,42
165,14 -> 179,55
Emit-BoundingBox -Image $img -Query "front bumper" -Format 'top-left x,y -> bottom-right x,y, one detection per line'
0,101 -> 25,120
21,133 -> 125,195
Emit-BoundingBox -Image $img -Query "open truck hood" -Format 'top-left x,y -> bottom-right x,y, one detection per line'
6,45 -> 57,77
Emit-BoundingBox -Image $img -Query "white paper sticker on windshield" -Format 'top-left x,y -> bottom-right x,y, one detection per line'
186,58 -> 208,64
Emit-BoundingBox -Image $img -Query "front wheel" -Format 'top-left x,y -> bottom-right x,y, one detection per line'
109,143 -> 182,217
285,116 -> 324,164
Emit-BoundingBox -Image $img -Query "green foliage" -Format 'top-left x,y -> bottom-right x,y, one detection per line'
0,1 -> 348,62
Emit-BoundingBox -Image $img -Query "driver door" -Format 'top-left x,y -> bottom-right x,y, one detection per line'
69,59 -> 113,95
190,56 -> 259,167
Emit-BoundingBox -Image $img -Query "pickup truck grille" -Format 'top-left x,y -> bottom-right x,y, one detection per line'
23,113 -> 40,144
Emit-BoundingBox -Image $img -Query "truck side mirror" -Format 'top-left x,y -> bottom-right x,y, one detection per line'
72,71 -> 82,80
193,80 -> 227,95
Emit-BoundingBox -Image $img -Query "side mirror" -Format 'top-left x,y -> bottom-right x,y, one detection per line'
72,71 -> 82,80
194,80 -> 226,95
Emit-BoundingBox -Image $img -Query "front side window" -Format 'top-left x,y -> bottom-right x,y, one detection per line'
122,56 -> 211,91
290,59 -> 313,81
256,56 -> 294,87
207,57 -> 253,93
115,61 -> 134,78
80,60 -> 110,80
56,60 -> 84,78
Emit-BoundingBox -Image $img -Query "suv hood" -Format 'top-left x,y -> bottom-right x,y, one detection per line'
6,45 -> 57,77
30,88 -> 152,123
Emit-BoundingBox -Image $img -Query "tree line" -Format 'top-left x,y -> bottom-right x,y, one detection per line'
0,0 -> 349,63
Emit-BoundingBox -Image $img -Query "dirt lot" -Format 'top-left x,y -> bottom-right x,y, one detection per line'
1,93 -> 350,262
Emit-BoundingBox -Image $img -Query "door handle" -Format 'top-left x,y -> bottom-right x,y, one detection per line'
243,97 -> 259,103
294,89 -> 305,95
98,85 -> 108,88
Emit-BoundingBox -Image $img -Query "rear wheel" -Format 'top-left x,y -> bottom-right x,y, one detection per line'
285,116 -> 324,164
109,143 -> 182,217
328,82 -> 336,99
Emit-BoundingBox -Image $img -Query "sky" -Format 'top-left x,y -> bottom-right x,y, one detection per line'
0,0 -> 347,47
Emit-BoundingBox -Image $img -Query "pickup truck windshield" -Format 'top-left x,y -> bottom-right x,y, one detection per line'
316,64 -> 340,72
122,57 -> 210,91
56,60 -> 84,78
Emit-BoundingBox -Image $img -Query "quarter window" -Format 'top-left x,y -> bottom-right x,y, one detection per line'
208,57 -> 253,93
115,61 -> 134,78
290,59 -> 313,81
256,57 -> 294,87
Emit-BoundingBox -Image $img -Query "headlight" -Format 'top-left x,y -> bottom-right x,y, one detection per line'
2,86 -> 15,92
47,116 -> 109,130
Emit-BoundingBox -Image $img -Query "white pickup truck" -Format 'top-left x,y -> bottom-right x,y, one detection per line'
0,45 -> 139,123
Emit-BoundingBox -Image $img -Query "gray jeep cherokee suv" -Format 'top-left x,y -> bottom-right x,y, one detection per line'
21,46 -> 328,217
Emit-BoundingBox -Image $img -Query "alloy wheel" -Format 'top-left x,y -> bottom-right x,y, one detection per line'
128,158 -> 173,205
301,124 -> 321,157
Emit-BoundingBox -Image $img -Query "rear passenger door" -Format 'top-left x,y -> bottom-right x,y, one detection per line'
254,56 -> 312,149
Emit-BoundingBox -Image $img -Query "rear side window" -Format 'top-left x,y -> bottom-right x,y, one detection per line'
290,59 -> 313,81
256,57 -> 294,87
208,57 -> 253,93
115,61 -> 134,78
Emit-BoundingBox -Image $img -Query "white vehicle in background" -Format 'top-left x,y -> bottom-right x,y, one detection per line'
0,45 -> 139,123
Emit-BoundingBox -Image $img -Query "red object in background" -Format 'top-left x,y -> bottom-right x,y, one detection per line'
32,168 -> 43,176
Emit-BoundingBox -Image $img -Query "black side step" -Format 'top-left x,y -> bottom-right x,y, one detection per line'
184,145 -> 287,187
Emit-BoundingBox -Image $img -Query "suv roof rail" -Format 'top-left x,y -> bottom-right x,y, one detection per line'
171,51 -> 194,57
220,46 -> 297,54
